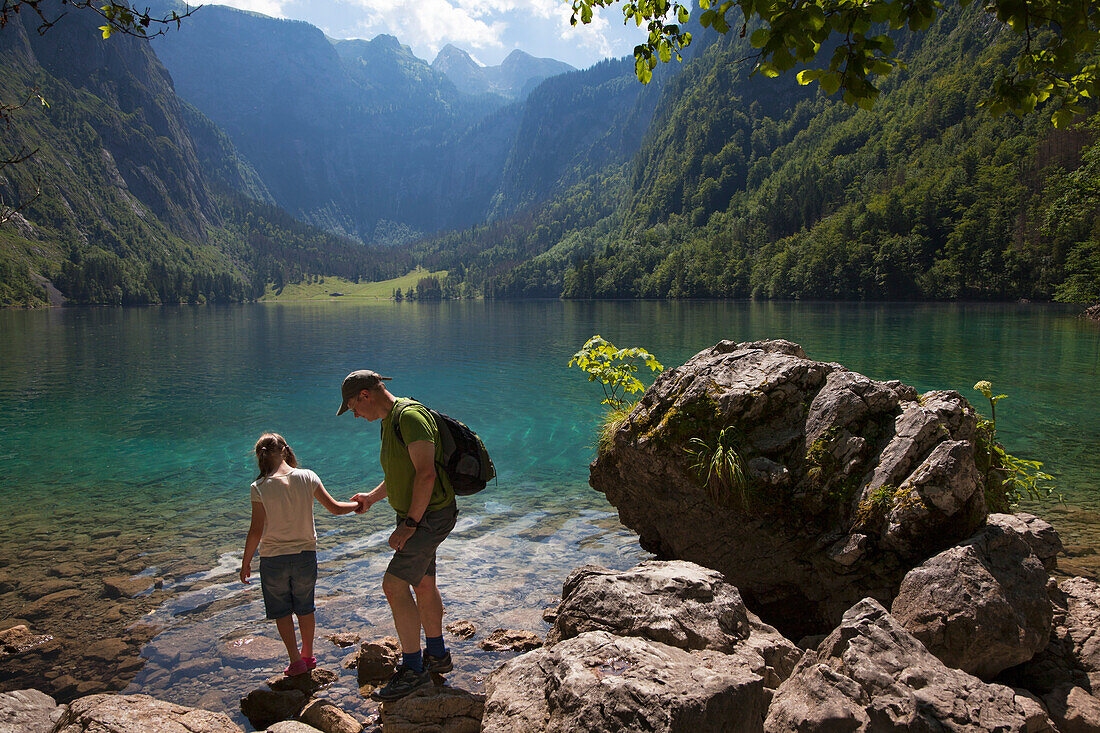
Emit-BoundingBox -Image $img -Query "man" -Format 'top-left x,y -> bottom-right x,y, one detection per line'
339,369 -> 458,701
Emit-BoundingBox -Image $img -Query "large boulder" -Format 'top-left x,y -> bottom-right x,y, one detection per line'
891,521 -> 1053,679
53,694 -> 242,732
547,560 -> 800,688
0,688 -> 63,732
482,631 -> 766,733
297,698 -> 362,733
590,339 -> 988,636
764,599 -> 1052,732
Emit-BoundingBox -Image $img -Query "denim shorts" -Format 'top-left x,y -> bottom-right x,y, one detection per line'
386,502 -> 457,586
259,550 -> 317,620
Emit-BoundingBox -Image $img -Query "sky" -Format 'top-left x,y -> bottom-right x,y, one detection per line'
215,0 -> 645,69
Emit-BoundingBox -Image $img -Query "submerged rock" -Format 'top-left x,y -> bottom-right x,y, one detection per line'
483,630 -> 766,733
764,599 -> 1050,732
56,693 -> 242,732
590,339 -> 989,636
891,521 -> 1053,679
240,688 -> 307,730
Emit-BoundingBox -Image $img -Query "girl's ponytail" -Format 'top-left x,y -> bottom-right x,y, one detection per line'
254,433 -> 298,481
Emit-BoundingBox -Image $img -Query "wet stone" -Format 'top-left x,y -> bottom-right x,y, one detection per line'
84,637 -> 130,663
266,667 -> 338,696
0,625 -> 54,655
46,563 -> 85,578
102,575 -> 153,599
20,579 -> 79,601
478,629 -> 542,652
446,620 -> 477,639
220,634 -> 287,666
21,589 -> 85,619
327,632 -> 361,647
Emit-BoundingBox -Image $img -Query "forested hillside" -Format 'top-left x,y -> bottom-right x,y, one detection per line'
416,4 -> 1100,302
0,3 -> 408,307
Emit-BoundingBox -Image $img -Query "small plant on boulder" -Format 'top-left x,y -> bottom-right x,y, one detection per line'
684,427 -> 748,507
973,380 -> 1056,512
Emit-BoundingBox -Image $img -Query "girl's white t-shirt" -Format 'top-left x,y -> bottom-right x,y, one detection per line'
250,468 -> 321,557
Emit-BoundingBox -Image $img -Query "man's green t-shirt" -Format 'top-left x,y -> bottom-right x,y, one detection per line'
380,398 -> 455,515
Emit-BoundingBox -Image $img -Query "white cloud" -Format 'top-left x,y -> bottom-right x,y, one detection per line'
346,0 -> 507,57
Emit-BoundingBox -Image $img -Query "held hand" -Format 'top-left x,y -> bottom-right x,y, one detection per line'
388,524 -> 415,551
239,563 -> 252,585
352,493 -> 373,514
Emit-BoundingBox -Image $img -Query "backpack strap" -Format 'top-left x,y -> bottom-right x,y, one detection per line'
386,400 -> 421,446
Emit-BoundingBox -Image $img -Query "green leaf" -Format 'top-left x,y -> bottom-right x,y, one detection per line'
750,28 -> 769,48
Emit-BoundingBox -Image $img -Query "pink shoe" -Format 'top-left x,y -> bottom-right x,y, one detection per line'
304,656 -> 317,670
284,659 -> 309,676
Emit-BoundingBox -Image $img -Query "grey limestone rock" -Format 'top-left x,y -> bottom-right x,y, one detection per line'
478,629 -> 542,652
297,698 -> 361,733
590,339 -> 987,636
987,512 -> 1064,571
1001,576 -> 1100,719
891,521 -> 1053,679
482,630 -> 766,733
0,688 -> 63,733
546,560 -> 800,687
764,598 -> 1049,732
266,722 -> 322,733
55,693 -> 242,732
380,686 -> 484,733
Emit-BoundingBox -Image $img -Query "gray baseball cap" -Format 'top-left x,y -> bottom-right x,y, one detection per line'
337,370 -> 391,415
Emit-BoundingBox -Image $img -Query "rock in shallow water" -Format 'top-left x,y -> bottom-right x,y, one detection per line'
240,688 -> 307,730
589,339 -> 989,637
298,698 -> 362,733
478,629 -> 542,652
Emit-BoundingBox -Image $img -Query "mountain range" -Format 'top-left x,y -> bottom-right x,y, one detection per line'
0,0 -> 1096,306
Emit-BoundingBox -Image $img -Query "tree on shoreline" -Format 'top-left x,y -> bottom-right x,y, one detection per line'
572,0 -> 1098,126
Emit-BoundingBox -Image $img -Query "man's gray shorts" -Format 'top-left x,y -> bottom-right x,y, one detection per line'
387,501 -> 458,586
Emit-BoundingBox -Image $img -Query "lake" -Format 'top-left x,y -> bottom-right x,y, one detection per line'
1,300 -> 1098,727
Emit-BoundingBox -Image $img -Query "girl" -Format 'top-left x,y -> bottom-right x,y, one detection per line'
240,433 -> 359,676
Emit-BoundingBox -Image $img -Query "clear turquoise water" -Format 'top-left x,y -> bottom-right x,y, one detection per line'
1,301 -> 1098,725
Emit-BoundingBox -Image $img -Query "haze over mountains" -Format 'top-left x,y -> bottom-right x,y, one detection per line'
148,2 -> 581,245
0,0 -> 1095,306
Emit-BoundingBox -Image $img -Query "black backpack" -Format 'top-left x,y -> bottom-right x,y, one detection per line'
389,401 -> 495,496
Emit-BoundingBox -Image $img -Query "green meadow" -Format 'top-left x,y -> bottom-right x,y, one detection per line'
259,268 -> 449,301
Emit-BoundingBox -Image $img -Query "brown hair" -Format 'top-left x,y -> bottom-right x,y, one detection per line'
254,432 -> 298,481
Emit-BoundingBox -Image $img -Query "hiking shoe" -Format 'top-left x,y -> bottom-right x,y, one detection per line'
370,665 -> 432,702
424,650 -> 453,674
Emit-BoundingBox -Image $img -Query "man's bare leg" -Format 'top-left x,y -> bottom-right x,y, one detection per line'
413,574 -> 444,638
382,572 -> 423,653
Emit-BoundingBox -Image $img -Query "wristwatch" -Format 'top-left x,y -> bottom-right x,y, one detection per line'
403,516 -> 420,529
